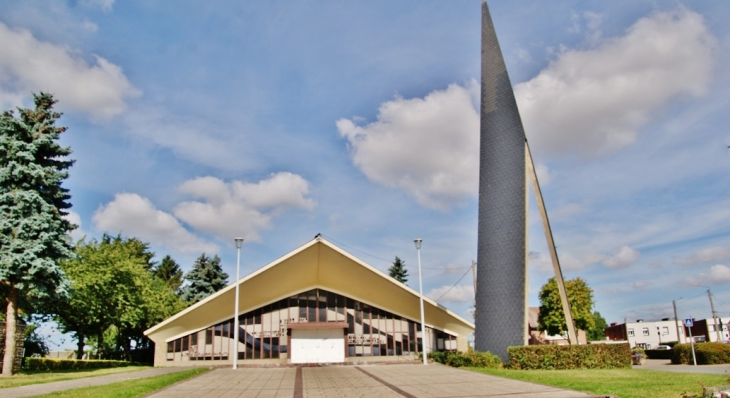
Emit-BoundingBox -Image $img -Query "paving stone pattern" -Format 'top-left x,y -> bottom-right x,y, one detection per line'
147,364 -> 589,398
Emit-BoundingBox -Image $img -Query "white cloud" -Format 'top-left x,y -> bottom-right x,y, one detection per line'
683,264 -> 730,286
515,8 -> 715,156
530,250 -> 606,273
674,246 -> 730,266
602,245 -> 640,269
427,284 -> 474,304
174,173 -> 316,243
93,193 -> 218,255
337,81 -> 479,210
0,22 -> 140,119
82,0 -> 115,12
63,210 -> 87,242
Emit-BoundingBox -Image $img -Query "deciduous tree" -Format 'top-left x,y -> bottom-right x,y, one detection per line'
181,254 -> 228,304
0,94 -> 74,375
537,277 -> 595,336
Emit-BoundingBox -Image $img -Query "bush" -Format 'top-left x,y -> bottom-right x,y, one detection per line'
508,344 -> 631,370
672,343 -> 730,365
427,351 -> 502,369
25,358 -> 134,371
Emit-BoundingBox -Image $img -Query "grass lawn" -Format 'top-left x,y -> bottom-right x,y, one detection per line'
467,367 -> 729,398
31,368 -> 209,398
0,366 -> 151,389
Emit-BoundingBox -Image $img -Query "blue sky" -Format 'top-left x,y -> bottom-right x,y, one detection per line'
2,0 -> 729,349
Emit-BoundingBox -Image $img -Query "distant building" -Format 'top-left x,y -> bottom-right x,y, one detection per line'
527,307 -> 587,345
686,317 -> 730,343
604,319 -> 687,348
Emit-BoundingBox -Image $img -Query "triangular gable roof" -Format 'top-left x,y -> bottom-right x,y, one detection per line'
145,236 -> 474,343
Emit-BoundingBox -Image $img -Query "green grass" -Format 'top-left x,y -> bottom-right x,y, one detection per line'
467,367 -> 729,398
30,368 -> 209,398
0,366 -> 151,389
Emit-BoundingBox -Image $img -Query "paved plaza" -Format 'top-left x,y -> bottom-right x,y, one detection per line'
147,364 -> 591,398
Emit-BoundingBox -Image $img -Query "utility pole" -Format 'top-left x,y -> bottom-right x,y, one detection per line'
707,288 -> 722,342
471,260 -> 477,295
672,300 -> 683,343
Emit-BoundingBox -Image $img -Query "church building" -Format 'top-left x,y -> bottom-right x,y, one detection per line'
144,236 -> 474,366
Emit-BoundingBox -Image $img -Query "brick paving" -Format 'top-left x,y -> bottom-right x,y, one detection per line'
147,364 -> 590,398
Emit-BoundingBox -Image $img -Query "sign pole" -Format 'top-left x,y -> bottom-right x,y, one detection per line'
685,318 -> 697,366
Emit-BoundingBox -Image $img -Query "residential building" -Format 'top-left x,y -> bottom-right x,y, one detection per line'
604,319 -> 686,349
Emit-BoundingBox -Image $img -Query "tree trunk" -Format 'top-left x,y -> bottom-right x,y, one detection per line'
76,334 -> 85,360
2,287 -> 18,376
97,333 -> 103,360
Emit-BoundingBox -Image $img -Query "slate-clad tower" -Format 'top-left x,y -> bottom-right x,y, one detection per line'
475,0 -> 527,361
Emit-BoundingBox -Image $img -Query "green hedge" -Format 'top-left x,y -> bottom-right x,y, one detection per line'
645,349 -> 673,360
428,351 -> 502,368
508,344 -> 631,370
25,358 -> 134,371
672,343 -> 730,365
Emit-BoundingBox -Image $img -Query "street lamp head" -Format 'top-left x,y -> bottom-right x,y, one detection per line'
414,238 -> 422,250
234,237 -> 244,249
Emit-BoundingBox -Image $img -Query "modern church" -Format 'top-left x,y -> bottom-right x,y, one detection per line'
144,236 -> 474,366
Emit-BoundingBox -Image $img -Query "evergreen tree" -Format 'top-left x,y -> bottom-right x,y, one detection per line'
181,254 -> 229,304
388,256 -> 409,283
0,94 -> 74,375
153,255 -> 184,293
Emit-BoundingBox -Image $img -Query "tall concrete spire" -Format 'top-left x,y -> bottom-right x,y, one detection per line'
475,0 -> 527,361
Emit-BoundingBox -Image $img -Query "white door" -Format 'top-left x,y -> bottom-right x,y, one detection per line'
290,329 -> 345,364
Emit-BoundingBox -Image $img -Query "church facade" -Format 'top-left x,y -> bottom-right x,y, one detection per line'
144,236 -> 474,366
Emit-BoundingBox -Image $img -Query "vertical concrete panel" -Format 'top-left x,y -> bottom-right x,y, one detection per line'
475,0 -> 527,361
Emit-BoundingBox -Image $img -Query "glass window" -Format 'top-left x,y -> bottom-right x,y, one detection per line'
642,328 -> 649,336
628,329 -> 634,337
662,327 -> 669,335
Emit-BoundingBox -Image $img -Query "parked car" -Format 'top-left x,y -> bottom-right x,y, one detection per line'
654,345 -> 671,350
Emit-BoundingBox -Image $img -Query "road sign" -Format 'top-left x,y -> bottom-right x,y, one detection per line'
684,318 -> 694,327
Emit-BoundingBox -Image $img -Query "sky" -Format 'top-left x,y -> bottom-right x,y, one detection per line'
2,0 -> 729,350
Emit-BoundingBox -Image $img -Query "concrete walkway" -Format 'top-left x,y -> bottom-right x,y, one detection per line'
0,367 -> 195,398
147,364 -> 592,398
634,358 -> 730,374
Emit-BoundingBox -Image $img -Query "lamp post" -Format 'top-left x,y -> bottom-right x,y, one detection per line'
233,237 -> 244,370
695,284 -> 722,342
414,238 -> 427,365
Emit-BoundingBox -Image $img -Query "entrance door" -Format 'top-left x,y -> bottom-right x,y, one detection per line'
290,328 -> 344,364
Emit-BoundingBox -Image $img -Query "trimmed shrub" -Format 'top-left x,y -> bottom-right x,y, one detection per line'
508,344 -> 631,370
25,358 -> 134,371
672,343 -> 730,365
428,351 -> 502,369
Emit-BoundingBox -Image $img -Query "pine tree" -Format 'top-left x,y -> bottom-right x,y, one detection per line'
181,254 -> 229,304
153,255 -> 184,293
388,256 -> 409,284
0,93 -> 75,375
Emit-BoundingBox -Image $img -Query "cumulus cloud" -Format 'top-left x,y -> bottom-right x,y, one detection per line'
683,264 -> 730,286
337,81 -> 479,210
63,210 -> 87,242
427,284 -> 474,304
602,245 -> 640,269
674,246 -> 730,266
530,250 -> 606,273
0,22 -> 140,119
515,8 -> 715,156
93,193 -> 218,255
174,173 -> 316,242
